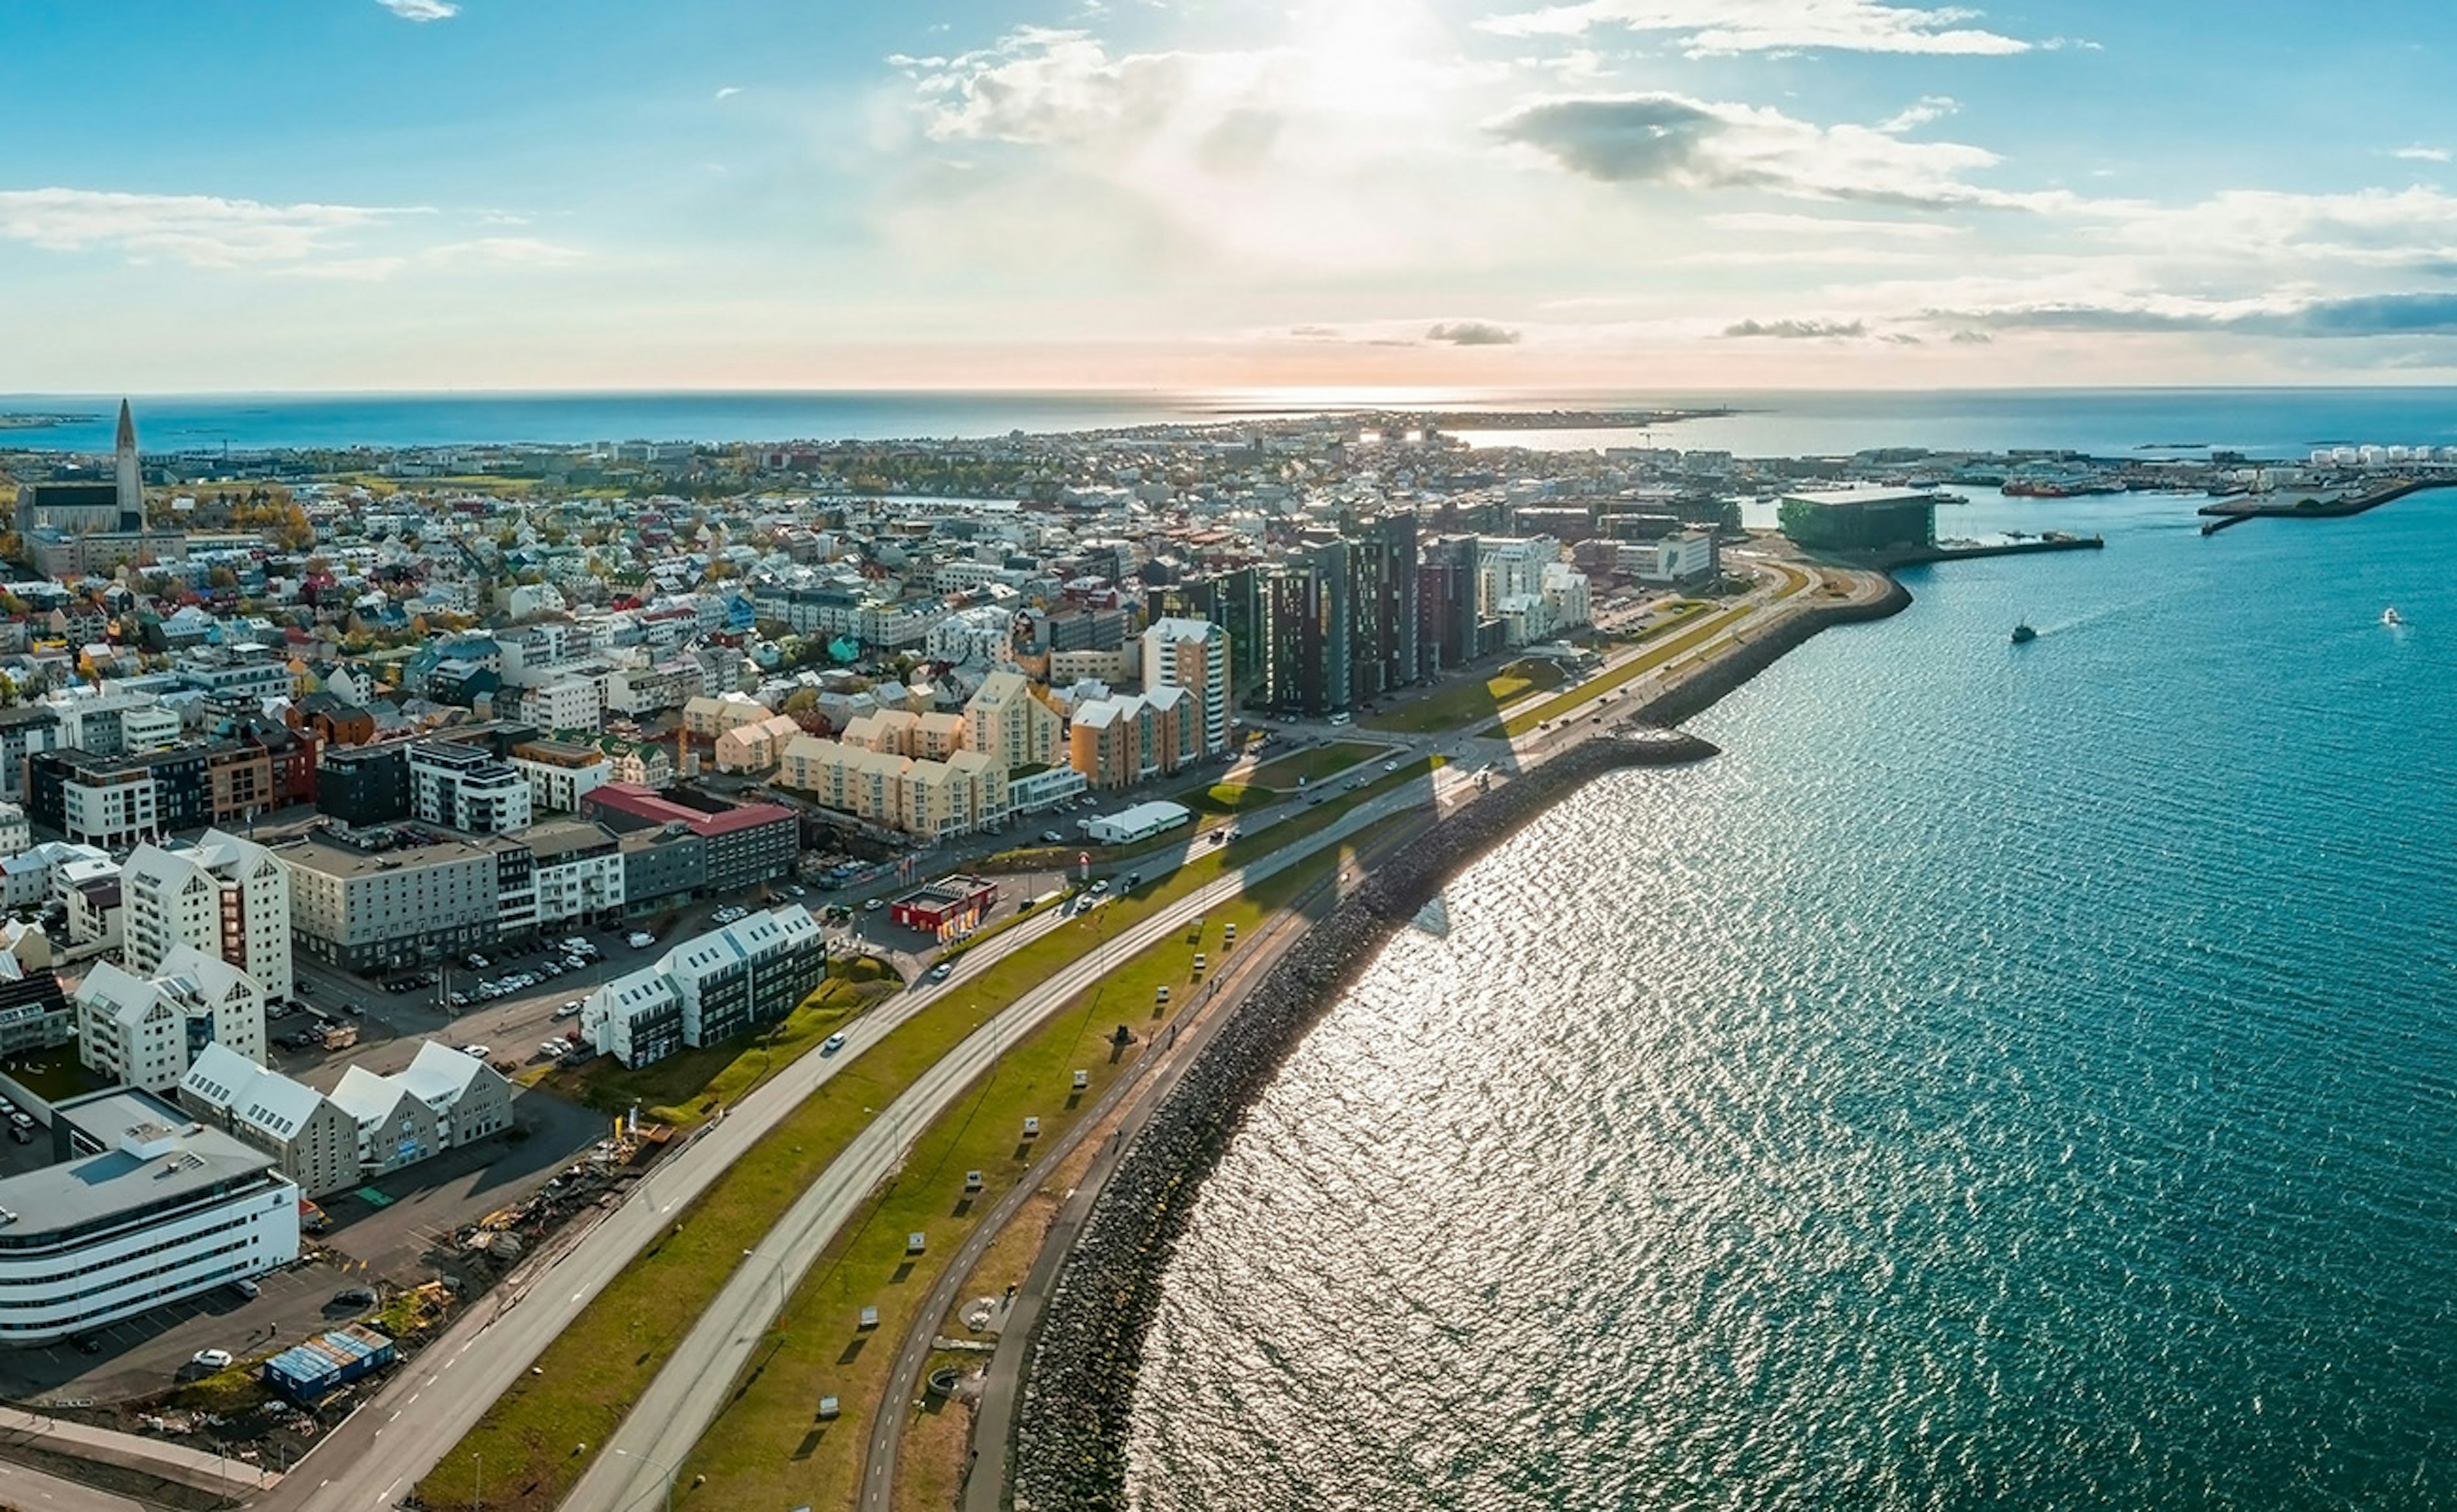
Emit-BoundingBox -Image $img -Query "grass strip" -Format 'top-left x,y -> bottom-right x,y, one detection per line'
1496,571 -> 1807,738
1364,658 -> 1563,734
1241,740 -> 1388,790
418,779 -> 1424,1511
671,824 -> 1406,1512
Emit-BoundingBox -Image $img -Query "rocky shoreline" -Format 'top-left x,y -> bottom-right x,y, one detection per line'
1004,579 -> 1911,1512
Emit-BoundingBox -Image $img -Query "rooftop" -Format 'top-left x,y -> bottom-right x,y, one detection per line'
0,1088 -> 282,1240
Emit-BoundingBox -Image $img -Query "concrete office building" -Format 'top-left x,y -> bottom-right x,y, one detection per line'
0,1087 -> 299,1345
122,830 -> 293,1003
277,830 -> 500,973
582,785 -> 795,895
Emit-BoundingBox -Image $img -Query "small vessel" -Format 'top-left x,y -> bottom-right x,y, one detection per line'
2010,623 -> 2037,644
2383,607 -> 2405,626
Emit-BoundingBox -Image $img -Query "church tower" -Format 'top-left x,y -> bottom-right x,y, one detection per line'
114,399 -> 143,530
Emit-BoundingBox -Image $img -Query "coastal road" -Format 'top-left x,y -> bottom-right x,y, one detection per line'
243,882 -> 1106,1512
0,1453 -> 155,1512
563,772 -> 1475,1512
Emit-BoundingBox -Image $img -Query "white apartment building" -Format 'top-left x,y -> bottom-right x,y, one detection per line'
61,774 -> 157,851
524,675 -> 607,734
1477,536 -> 1558,617
1142,617 -> 1231,756
0,800 -> 30,860
408,742 -> 533,835
177,1044 -> 362,1198
1623,531 -> 1719,586
1540,562 -> 1593,631
75,946 -> 269,1094
0,1088 -> 300,1345
122,830 -> 293,1003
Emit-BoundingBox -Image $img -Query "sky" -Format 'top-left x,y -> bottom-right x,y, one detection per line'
8,0 -> 2457,392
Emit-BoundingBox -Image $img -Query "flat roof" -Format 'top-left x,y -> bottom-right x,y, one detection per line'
586,784 -> 792,837
1780,486 -> 1939,508
275,832 -> 495,879
896,875 -> 998,907
0,1089 -> 278,1239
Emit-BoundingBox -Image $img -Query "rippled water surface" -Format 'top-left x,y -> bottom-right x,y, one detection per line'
1127,489 -> 2457,1511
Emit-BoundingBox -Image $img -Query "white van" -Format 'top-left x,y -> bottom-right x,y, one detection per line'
1327,712 -> 1353,726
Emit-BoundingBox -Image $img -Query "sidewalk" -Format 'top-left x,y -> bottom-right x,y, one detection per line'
0,1403 -> 276,1499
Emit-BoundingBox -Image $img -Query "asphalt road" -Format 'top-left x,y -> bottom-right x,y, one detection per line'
215,562 -> 1835,1512
561,768 -> 1481,1512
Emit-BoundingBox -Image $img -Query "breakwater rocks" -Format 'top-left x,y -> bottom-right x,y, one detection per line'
1003,584 -> 1902,1512
1633,576 -> 1910,729
1005,735 -> 1713,1512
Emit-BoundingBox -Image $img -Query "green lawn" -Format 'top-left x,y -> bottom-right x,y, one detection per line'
1365,659 -> 1563,735
0,1054 -> 106,1104
1495,572 -> 1807,738
672,820 -> 1418,1512
418,779 -> 1431,1512
1243,740 -> 1387,790
540,962 -> 898,1127
1182,781 -> 1276,815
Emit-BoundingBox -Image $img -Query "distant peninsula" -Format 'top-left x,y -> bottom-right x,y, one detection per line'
0,412 -> 96,431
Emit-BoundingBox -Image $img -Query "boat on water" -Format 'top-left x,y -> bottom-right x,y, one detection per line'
2011,623 -> 2038,644
2383,607 -> 2404,626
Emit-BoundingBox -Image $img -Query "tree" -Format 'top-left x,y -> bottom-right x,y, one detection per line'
782,687 -> 819,714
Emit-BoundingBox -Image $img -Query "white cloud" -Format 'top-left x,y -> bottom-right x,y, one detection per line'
715,86 -> 742,100
1705,211 -> 1966,238
0,187 -> 399,267
1877,95 -> 1958,133
377,0 -> 459,20
2391,144 -> 2450,163
1478,0 -> 2029,55
1490,92 -> 2063,209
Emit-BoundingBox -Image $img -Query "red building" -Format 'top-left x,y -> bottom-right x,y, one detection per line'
889,875 -> 999,937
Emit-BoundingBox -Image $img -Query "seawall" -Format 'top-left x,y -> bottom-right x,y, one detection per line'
1003,584 -> 1910,1512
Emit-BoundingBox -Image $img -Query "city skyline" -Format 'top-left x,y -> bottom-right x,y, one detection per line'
10,0 -> 2457,391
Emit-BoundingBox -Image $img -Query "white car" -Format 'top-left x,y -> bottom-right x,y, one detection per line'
627,932 -> 656,949
539,1040 -> 569,1060
821,1032 -> 847,1055
191,1348 -> 234,1371
461,1044 -> 490,1060
554,1001 -> 582,1019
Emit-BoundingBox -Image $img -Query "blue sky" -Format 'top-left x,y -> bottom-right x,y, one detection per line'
8,0 -> 2457,391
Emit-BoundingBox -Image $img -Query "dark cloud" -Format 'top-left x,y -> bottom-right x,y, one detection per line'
1489,96 -> 1720,184
1723,317 -> 1868,339
1426,321 -> 1523,346
1943,291 -> 2457,338
1948,328 -> 1993,344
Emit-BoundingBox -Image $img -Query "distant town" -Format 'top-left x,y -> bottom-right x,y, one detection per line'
0,400 -> 2442,1509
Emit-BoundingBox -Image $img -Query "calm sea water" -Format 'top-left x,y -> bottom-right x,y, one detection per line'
1127,487 -> 2457,1511
5,387 -> 2457,457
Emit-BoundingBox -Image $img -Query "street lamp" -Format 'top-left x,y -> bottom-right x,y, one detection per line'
612,1446 -> 682,1512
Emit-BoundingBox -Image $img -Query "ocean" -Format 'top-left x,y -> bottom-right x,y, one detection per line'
4,387 -> 2457,457
1125,485 -> 2457,1511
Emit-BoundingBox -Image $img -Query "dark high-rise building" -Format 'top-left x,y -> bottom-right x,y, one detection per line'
1264,540 -> 1353,717
1418,534 -> 1481,671
1352,514 -> 1422,694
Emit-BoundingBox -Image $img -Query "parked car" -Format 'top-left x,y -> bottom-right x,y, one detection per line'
1040,831 -> 1064,843
538,1040 -> 569,1061
334,1287 -> 376,1309
230,1278 -> 259,1299
626,931 -> 656,949
191,1348 -> 234,1371
461,1045 -> 489,1060
554,1001 -> 582,1019
862,898 -> 883,912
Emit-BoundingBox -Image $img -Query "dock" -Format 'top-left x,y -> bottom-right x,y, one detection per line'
1868,534 -> 2106,568
2198,477 -> 2457,535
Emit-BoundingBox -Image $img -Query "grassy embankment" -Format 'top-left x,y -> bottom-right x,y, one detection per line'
1364,658 -> 1564,735
671,817 -> 1418,1512
1239,740 -> 1389,790
418,771 -> 1435,1512
1495,569 -> 1809,738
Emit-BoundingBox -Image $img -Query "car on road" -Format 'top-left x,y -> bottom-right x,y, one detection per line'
191,1348 -> 234,1371
1210,830 -> 1227,845
862,898 -> 883,912
821,1032 -> 847,1055
1040,831 -> 1063,843
788,884 -> 807,897
626,931 -> 656,948
1089,879 -> 1109,894
926,963 -> 953,983
554,1001 -> 582,1019
1383,760 -> 1398,772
